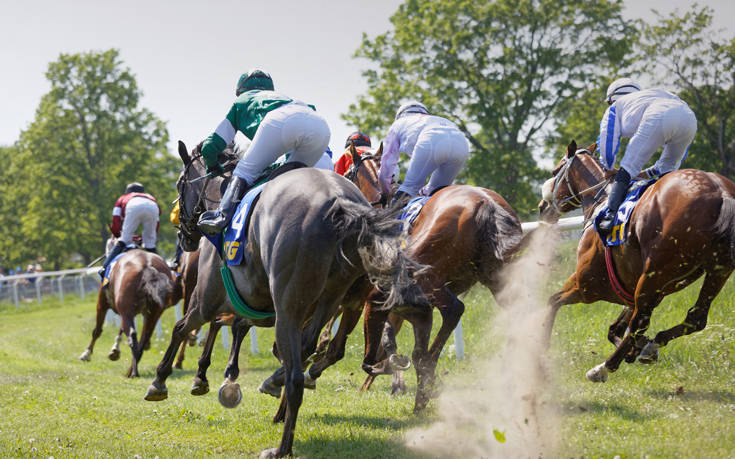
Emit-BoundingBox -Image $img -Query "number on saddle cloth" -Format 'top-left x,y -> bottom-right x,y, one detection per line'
594,178 -> 657,247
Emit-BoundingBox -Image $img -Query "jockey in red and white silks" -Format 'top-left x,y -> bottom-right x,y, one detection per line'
377,101 -> 469,205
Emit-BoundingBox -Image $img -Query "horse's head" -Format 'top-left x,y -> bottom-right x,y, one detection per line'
174,140 -> 236,251
538,140 -> 604,223
345,141 -> 386,207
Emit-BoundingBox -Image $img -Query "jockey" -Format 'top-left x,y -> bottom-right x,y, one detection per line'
377,101 -> 470,206
197,69 -> 331,236
597,78 -> 698,235
334,131 -> 372,176
99,182 -> 161,275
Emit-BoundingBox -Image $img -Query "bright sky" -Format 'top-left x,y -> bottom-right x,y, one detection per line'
1,0 -> 734,158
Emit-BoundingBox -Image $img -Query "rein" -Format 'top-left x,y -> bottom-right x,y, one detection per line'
345,153 -> 386,207
548,149 -> 611,217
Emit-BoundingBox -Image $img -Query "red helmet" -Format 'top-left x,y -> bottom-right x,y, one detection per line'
344,131 -> 371,148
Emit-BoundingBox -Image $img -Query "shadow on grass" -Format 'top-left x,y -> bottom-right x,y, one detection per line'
646,388 -> 735,403
296,435 -> 422,459
561,400 -> 660,422
312,412 -> 430,430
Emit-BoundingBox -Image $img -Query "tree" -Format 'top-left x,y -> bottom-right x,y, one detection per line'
1,49 -> 178,269
343,0 -> 636,216
638,5 -> 735,178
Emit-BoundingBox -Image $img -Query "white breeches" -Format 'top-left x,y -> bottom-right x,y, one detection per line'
620,102 -> 697,176
399,127 -> 470,196
120,197 -> 159,248
233,103 -> 331,183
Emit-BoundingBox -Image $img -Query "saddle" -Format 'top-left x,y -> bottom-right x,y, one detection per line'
594,178 -> 657,246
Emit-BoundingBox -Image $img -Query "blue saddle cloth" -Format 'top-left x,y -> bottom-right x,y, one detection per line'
594,178 -> 657,246
398,196 -> 431,234
203,183 -> 266,265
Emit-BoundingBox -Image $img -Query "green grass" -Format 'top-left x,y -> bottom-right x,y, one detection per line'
1,243 -> 734,457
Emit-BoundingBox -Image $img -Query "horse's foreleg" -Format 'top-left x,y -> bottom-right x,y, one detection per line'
217,318 -> 251,409
608,307 -> 633,347
190,320 -> 221,396
648,269 -> 732,360
403,308 -> 433,412
79,290 -> 109,361
108,329 -> 123,361
306,304 -> 362,384
428,289 -> 464,362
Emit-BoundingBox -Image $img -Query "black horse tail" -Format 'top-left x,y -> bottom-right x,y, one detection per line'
140,264 -> 174,310
714,190 -> 735,265
328,200 -> 427,311
475,198 -> 524,264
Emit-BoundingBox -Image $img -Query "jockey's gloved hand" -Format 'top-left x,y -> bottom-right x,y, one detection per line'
206,163 -> 225,176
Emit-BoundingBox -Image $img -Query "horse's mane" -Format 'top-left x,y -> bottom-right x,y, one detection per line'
191,141 -> 241,169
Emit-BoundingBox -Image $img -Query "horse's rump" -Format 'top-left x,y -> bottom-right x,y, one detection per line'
712,174 -> 735,263
474,190 -> 523,262
140,265 -> 175,309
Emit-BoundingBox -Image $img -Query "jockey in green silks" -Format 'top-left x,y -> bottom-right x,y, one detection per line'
196,69 -> 330,238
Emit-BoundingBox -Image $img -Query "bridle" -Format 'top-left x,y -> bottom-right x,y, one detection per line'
175,152 -> 228,242
547,148 -> 611,216
345,153 -> 387,207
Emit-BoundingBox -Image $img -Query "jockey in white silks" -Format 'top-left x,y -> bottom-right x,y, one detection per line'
377,101 -> 470,206
596,78 -> 697,235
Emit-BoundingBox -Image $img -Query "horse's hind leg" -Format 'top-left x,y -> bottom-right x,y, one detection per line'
129,308 -> 163,377
305,305 -> 363,384
646,268 -> 732,362
190,320 -> 221,396
108,329 -> 123,361
608,307 -> 633,347
79,290 -> 109,361
121,313 -> 140,378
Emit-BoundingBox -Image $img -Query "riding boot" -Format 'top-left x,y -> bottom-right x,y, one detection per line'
598,169 -> 632,235
389,190 -> 411,208
145,247 -> 158,254
198,176 -> 250,236
99,240 -> 126,278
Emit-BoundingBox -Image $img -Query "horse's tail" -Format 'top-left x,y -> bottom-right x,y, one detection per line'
714,190 -> 735,264
475,198 -> 523,264
140,264 -> 175,310
328,200 -> 426,311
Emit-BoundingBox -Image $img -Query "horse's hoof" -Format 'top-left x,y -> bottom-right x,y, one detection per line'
144,381 -> 168,401
258,379 -> 282,398
390,384 -> 406,397
259,447 -> 280,459
304,372 -> 316,390
108,349 -> 120,361
218,380 -> 242,408
173,362 -> 183,370
79,350 -> 92,361
389,354 -> 411,371
190,378 -> 210,396
586,363 -> 608,383
638,342 -> 660,364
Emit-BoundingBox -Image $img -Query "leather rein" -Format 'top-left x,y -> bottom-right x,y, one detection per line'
548,149 -> 611,218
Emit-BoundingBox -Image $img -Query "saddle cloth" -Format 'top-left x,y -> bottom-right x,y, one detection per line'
398,195 -> 431,234
594,178 -> 657,246
202,183 -> 266,266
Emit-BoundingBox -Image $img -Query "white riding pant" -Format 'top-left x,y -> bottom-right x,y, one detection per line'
234,103 -> 331,183
120,197 -> 159,248
620,102 -> 697,177
399,127 -> 470,196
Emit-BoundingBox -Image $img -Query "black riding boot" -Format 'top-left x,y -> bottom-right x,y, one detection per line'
598,169 -> 632,235
99,240 -> 126,278
197,176 -> 249,236
145,247 -> 158,254
389,190 -> 411,208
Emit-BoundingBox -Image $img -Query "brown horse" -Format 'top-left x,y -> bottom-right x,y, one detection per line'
173,246 -> 201,370
79,249 -> 180,377
538,140 -> 735,382
339,144 -> 524,411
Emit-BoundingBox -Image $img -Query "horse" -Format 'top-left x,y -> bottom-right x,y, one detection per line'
173,245 -> 201,370
538,140 -> 735,382
79,249 -> 180,377
144,141 -> 425,458
312,142 -> 525,412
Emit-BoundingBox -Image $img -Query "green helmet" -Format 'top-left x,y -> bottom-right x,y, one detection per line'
236,69 -> 274,95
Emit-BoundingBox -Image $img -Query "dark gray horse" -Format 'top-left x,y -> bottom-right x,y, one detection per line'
144,142 -> 424,458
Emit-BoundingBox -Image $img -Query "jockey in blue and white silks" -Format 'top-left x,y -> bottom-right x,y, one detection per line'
377,100 -> 469,206
596,78 -> 697,235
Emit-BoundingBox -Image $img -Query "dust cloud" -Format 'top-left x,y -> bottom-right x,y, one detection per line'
405,226 -> 561,458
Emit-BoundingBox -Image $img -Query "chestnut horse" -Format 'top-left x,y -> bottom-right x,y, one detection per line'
79,249 -> 180,377
173,246 -> 201,370
539,140 -> 735,382
336,143 -> 524,411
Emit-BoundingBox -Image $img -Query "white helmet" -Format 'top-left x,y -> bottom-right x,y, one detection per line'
605,78 -> 641,105
395,100 -> 429,120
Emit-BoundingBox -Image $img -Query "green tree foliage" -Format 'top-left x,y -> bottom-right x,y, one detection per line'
1,49 -> 178,269
343,0 -> 635,216
638,6 -> 735,178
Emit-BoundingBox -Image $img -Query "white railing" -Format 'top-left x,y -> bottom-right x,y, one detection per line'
0,267 -> 100,309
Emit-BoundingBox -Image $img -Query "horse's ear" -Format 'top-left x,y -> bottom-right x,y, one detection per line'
178,140 -> 191,165
586,142 -> 597,153
375,142 -> 383,160
566,140 -> 578,158
350,141 -> 361,165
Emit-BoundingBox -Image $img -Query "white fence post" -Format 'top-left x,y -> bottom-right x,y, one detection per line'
78,275 -> 85,301
57,275 -> 65,303
221,326 -> 230,351
12,280 -> 19,309
155,319 -> 163,340
454,319 -> 465,361
36,280 -> 42,305
250,327 -> 259,354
